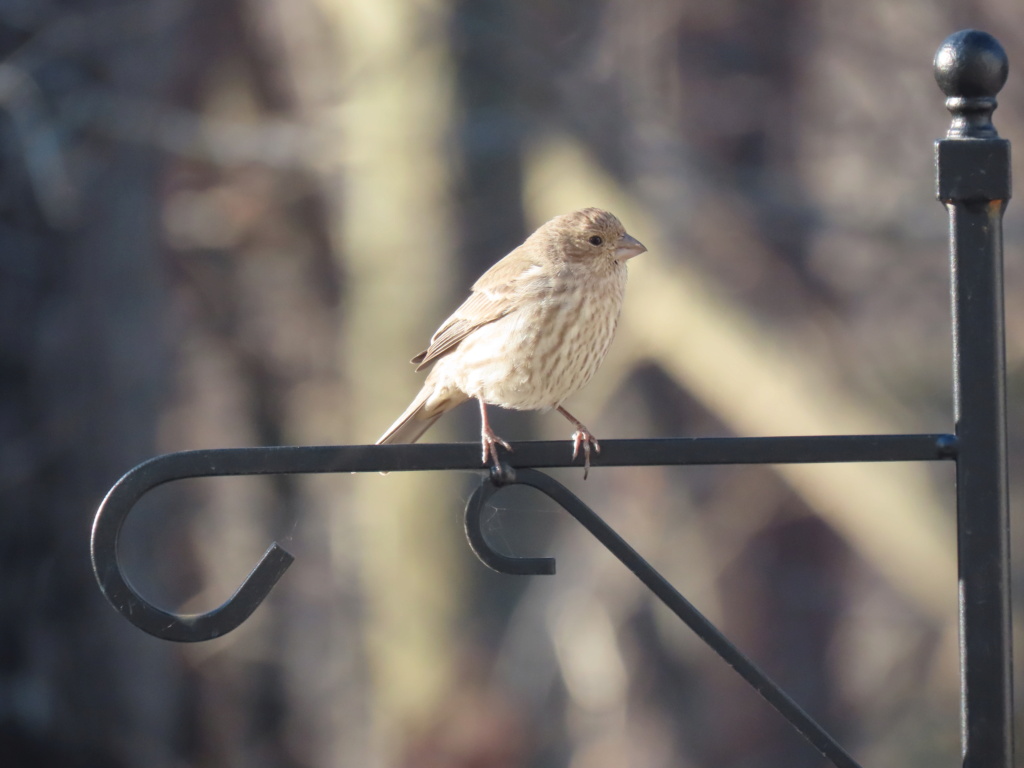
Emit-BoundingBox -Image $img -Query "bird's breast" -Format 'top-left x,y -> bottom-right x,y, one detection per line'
434,264 -> 627,410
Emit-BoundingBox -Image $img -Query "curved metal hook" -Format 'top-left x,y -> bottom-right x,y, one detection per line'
90,452 -> 294,642
464,465 -> 556,575
464,465 -> 633,577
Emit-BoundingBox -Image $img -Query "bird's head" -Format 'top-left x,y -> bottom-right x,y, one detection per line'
544,207 -> 647,264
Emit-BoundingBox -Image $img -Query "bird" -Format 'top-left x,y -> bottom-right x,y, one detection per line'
376,207 -> 646,477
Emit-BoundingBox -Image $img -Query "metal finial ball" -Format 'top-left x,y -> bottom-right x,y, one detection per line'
934,30 -> 1008,98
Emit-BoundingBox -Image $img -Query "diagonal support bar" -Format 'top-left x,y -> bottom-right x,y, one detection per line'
465,467 -> 863,768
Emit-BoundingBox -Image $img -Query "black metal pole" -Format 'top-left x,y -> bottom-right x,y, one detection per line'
935,30 -> 1014,768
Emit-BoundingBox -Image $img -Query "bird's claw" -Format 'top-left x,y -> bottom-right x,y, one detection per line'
571,429 -> 601,480
481,430 -> 513,470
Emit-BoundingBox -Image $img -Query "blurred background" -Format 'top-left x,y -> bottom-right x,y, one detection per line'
2,0 -> 1023,766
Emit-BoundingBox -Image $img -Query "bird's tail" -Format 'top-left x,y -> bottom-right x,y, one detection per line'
376,385 -> 467,445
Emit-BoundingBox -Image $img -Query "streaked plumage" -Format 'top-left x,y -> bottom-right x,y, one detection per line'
377,207 -> 646,476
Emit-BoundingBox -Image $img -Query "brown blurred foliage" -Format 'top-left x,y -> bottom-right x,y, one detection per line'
1,0 -> 1022,767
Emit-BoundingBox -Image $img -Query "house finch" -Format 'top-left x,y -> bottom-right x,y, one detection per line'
377,207 -> 646,477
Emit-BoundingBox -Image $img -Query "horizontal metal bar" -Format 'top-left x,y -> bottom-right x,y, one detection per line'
117,434 -> 956,485
92,432 -> 955,641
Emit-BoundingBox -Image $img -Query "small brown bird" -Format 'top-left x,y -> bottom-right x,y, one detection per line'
377,208 -> 646,476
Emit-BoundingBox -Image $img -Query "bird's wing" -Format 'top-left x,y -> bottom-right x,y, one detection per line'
412,249 -> 546,370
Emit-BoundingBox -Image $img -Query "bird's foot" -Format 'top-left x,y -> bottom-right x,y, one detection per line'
571,428 -> 601,480
481,427 -> 513,470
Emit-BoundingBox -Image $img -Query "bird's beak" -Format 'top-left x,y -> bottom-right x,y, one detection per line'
615,233 -> 647,261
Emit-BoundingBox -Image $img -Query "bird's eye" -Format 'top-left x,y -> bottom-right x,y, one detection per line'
588,235 -> 603,246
